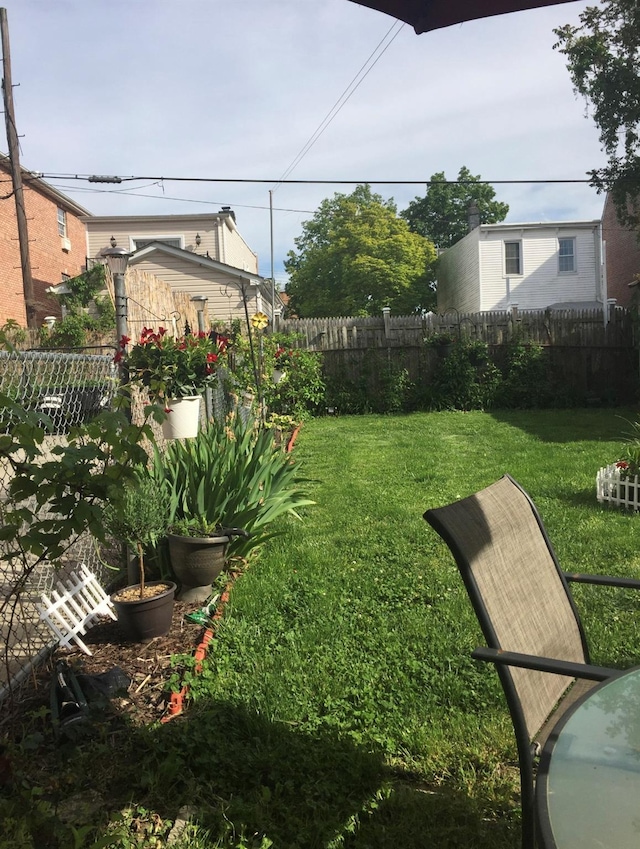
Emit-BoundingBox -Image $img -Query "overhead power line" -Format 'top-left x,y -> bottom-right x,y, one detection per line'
37,174 -> 596,186
274,19 -> 405,190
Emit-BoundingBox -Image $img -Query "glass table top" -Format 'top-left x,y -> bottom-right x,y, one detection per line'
540,669 -> 640,849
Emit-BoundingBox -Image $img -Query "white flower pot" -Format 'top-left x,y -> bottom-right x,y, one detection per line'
161,396 -> 201,439
596,463 -> 640,511
272,369 -> 287,384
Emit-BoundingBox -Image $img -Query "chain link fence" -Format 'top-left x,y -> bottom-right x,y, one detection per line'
0,347 -> 117,709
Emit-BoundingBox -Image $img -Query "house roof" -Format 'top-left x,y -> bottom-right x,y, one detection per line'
0,153 -> 92,217
477,220 -> 601,232
129,240 -> 264,287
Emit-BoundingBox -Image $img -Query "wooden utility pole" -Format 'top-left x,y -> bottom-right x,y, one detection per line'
1,8 -> 36,328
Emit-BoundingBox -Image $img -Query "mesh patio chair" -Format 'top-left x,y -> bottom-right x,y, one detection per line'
424,474 -> 640,849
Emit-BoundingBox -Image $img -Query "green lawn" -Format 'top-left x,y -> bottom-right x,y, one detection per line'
5,409 -> 640,849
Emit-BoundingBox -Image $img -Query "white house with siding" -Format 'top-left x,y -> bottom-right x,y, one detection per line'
436,220 -> 605,313
82,211 -> 282,323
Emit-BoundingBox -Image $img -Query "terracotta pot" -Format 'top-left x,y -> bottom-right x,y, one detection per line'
111,581 -> 176,641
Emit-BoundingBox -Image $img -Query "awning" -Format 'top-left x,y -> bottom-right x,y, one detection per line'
348,1 -> 577,34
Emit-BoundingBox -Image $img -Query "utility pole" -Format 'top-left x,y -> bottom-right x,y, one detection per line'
269,189 -> 275,329
1,8 -> 36,328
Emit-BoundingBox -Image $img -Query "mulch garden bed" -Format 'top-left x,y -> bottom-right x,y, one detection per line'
3,599 -> 212,736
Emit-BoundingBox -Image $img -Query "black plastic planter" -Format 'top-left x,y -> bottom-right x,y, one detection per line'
111,581 -> 176,641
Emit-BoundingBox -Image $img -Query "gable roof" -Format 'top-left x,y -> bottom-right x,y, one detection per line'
129,240 -> 264,286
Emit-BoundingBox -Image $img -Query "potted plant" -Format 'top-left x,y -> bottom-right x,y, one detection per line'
425,331 -> 457,357
116,327 -> 229,438
150,412 -> 314,601
103,475 -> 177,640
265,412 -> 301,451
596,419 -> 640,511
272,346 -> 297,384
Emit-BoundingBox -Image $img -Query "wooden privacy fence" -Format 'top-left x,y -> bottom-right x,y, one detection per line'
279,307 -> 633,350
279,308 -> 639,406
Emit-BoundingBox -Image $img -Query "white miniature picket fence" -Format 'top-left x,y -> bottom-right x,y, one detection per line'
596,464 -> 640,512
37,563 -> 116,656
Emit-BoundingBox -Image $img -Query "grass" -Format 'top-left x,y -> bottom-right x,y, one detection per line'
4,408 -> 640,848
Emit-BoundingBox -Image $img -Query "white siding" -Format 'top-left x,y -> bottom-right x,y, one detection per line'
83,215 -> 258,274
437,229 -> 481,311
437,221 -> 602,313
132,255 -> 260,321
479,226 -> 599,310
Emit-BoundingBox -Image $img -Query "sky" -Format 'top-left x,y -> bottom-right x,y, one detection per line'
3,0 -> 606,286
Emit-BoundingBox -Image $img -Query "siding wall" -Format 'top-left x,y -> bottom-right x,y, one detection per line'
84,214 -> 258,274
438,222 -> 602,313
0,176 -> 87,326
437,228 -> 480,311
130,255 -> 260,325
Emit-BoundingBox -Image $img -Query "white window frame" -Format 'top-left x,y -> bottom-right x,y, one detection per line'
558,237 -> 576,274
504,240 -> 522,276
57,207 -> 67,237
129,234 -> 184,252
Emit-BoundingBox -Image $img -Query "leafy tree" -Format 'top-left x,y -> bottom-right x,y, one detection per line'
400,166 -> 509,249
284,184 -> 437,317
554,0 -> 640,228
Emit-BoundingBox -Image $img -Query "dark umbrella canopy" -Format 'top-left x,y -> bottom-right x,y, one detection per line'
348,0 -> 577,34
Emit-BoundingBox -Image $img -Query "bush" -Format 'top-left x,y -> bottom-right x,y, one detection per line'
430,339 -> 501,411
494,341 -> 556,408
231,332 -> 325,421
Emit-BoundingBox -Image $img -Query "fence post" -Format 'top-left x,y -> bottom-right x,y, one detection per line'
382,306 -> 391,339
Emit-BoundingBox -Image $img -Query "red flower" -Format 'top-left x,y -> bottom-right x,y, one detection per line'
113,350 -> 123,364
616,461 -> 630,469
206,353 -> 218,363
119,334 -> 131,348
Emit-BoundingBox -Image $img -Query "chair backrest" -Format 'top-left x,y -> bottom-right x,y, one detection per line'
424,474 -> 589,740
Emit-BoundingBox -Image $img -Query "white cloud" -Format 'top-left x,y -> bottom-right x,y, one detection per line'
4,0 -> 605,282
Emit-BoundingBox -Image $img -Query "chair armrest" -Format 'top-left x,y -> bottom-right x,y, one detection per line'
563,572 -> 640,590
471,646 -> 619,681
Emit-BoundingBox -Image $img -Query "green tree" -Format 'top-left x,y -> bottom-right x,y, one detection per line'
284,184 -> 437,317
554,0 -> 640,228
400,166 -> 509,249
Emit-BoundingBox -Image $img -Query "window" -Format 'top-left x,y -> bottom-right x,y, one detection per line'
133,237 -> 182,251
558,237 -> 576,273
505,241 -> 522,275
57,207 -> 67,237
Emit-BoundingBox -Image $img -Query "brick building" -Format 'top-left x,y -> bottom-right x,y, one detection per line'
602,193 -> 640,308
0,155 -> 90,326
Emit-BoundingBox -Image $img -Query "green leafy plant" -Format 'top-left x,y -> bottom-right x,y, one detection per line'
424,331 -> 457,348
430,339 -> 501,411
611,417 -> 640,478
150,413 -> 314,560
102,474 -> 169,596
120,327 -> 230,403
231,332 -> 325,422
40,265 -> 115,348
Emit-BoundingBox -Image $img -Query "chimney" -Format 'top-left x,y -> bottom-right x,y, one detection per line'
468,201 -> 480,232
219,206 -> 236,223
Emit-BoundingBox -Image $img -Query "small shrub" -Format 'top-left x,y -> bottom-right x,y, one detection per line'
495,340 -> 555,408
430,339 -> 501,411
